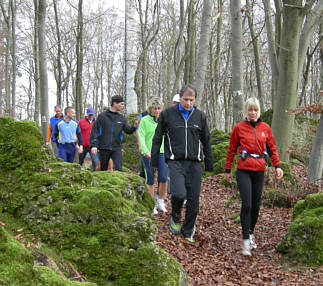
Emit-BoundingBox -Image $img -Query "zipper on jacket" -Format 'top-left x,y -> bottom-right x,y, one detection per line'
109,121 -> 114,150
253,126 -> 257,170
184,109 -> 194,159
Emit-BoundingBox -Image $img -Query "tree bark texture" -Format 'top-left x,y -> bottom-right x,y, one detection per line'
231,0 -> 244,125
75,0 -> 83,119
125,0 -> 138,113
194,0 -> 212,107
271,0 -> 303,161
37,0 -> 49,139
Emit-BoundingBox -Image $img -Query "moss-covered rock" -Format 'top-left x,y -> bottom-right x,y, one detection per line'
0,117 -> 188,285
277,193 -> 323,266
0,227 -> 95,286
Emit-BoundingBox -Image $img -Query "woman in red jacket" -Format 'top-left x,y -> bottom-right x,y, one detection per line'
224,97 -> 283,256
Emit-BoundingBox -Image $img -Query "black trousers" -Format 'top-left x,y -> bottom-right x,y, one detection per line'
78,147 -> 97,171
168,160 -> 202,238
236,169 -> 264,239
99,149 -> 122,171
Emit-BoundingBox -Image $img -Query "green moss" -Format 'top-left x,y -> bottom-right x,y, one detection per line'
210,129 -> 230,145
262,188 -> 289,208
277,193 -> 323,266
0,227 -> 95,285
0,117 -> 187,285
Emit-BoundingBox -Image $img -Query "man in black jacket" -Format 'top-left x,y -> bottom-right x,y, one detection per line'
90,95 -> 138,171
151,84 -> 214,243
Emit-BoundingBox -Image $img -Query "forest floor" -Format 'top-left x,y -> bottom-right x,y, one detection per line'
154,173 -> 323,286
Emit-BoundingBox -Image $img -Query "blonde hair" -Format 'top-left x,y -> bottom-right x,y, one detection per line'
245,97 -> 261,120
147,97 -> 163,113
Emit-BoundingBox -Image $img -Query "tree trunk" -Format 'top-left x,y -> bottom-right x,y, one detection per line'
230,0 -> 244,125
75,0 -> 83,119
307,23 -> 323,185
194,0 -> 212,107
125,0 -> 138,113
263,0 -> 279,107
271,0 -> 304,161
246,0 -> 264,112
53,0 -> 62,105
10,0 -> 16,118
33,0 -> 40,124
1,1 -> 11,116
184,0 -> 196,84
37,0 -> 49,139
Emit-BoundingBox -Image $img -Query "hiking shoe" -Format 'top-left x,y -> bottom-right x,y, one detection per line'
153,205 -> 158,215
157,198 -> 167,213
183,225 -> 196,243
169,216 -> 181,234
184,236 -> 195,243
249,234 -> 257,249
241,239 -> 252,256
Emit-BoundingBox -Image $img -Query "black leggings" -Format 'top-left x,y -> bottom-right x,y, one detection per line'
236,169 -> 264,239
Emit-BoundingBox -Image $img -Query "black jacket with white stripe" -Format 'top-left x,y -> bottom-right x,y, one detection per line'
151,104 -> 214,171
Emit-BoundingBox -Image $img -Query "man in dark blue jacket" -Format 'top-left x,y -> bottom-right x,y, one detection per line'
151,84 -> 214,243
90,95 -> 138,171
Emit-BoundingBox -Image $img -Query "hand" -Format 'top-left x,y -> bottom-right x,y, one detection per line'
46,142 -> 50,146
134,120 -> 139,128
145,152 -> 151,158
91,147 -> 98,155
224,173 -> 232,183
138,146 -> 142,153
276,167 -> 283,180
78,145 -> 83,154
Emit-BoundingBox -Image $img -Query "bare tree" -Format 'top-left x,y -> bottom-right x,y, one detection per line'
75,0 -> 83,119
231,0 -> 244,125
194,0 -> 212,107
37,0 -> 49,139
125,0 -> 138,113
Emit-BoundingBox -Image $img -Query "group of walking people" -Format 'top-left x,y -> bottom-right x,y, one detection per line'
46,84 -> 283,256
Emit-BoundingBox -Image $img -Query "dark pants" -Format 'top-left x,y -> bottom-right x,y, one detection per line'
51,141 -> 59,157
99,149 -> 122,171
236,169 -> 264,239
79,147 -> 97,171
168,160 -> 202,238
58,143 -> 76,163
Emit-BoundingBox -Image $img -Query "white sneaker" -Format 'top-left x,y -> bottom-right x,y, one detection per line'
249,234 -> 257,249
241,239 -> 252,256
153,205 -> 158,215
157,198 -> 167,213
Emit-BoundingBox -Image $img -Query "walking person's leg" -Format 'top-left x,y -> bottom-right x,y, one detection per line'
181,161 -> 202,242
249,171 -> 264,249
236,169 -> 253,255
168,161 -> 186,234
52,142 -> 60,157
58,144 -> 68,162
111,149 -> 123,171
99,149 -> 110,171
78,147 -> 88,166
156,153 -> 168,213
89,148 -> 97,171
66,144 -> 76,163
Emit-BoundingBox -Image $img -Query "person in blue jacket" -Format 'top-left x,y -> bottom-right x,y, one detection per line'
54,106 -> 83,163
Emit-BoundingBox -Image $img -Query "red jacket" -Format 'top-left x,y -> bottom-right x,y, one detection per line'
225,119 -> 281,172
79,117 -> 95,148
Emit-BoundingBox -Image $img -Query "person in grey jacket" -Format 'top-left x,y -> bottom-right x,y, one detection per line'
90,95 -> 138,171
151,84 -> 214,243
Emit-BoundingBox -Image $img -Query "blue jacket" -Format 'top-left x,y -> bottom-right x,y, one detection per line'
54,119 -> 83,145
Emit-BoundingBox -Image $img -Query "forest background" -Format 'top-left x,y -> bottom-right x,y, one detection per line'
0,0 -> 322,182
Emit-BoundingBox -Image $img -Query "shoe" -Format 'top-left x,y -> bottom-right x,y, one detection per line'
183,225 -> 196,243
169,216 -> 181,234
241,239 -> 252,256
249,234 -> 257,249
157,198 -> 167,213
153,206 -> 158,215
